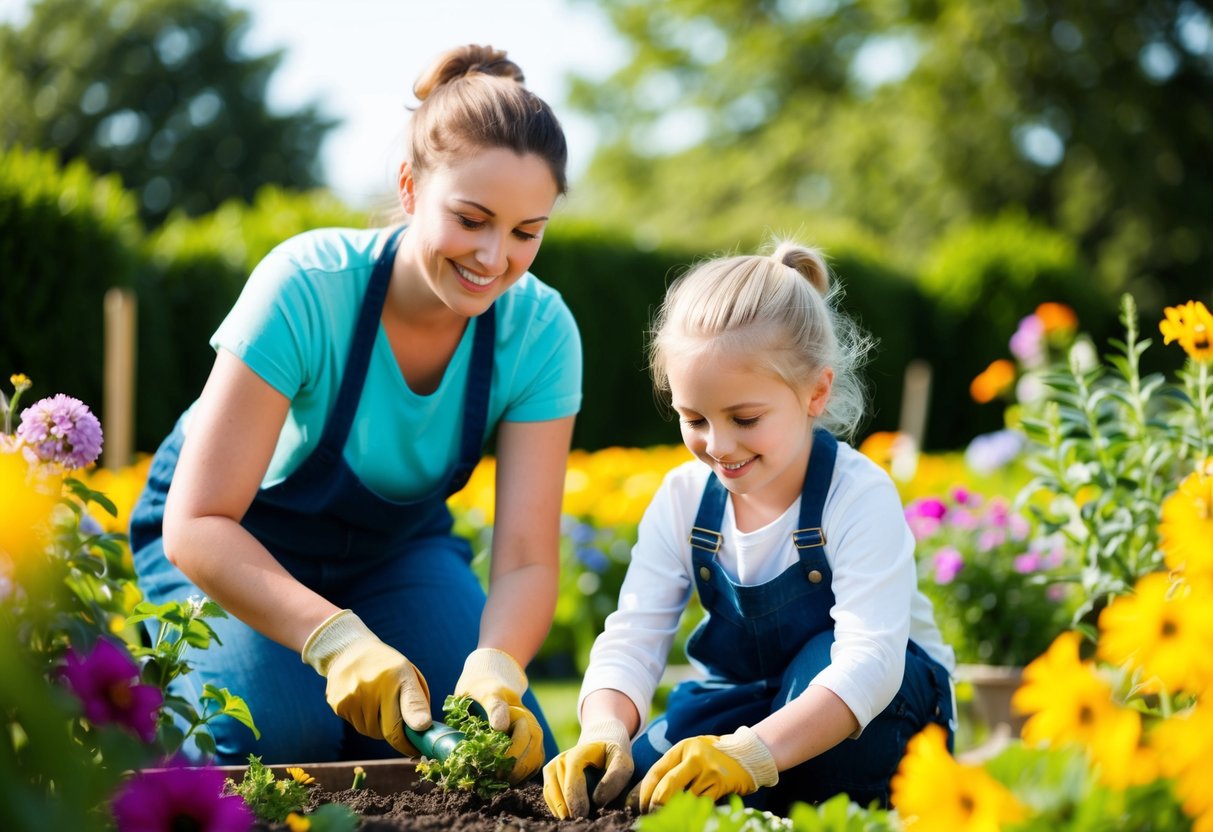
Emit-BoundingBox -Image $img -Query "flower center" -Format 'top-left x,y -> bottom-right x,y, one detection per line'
107,681 -> 134,710
170,814 -> 203,832
1078,704 -> 1095,725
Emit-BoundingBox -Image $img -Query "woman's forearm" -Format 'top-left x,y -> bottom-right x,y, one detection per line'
477,560 -> 558,665
753,685 -> 859,771
163,514 -> 339,652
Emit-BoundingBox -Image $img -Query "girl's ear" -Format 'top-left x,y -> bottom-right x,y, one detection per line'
397,161 -> 416,214
807,368 -> 834,418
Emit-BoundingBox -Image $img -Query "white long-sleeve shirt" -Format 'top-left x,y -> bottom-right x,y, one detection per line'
579,442 -> 955,734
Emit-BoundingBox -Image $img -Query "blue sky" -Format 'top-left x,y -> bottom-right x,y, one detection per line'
0,0 -> 628,207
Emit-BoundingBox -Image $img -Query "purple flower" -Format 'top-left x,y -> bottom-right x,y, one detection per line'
964,430 -> 1025,475
575,546 -> 609,573
16,394 -> 103,470
932,547 -> 965,584
950,486 -> 980,507
909,498 -> 948,520
947,506 -> 980,532
112,764 -> 253,832
1009,314 -> 1046,367
977,528 -> 1007,552
60,639 -> 162,742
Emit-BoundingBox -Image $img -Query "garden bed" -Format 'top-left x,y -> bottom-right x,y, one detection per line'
219,760 -> 637,831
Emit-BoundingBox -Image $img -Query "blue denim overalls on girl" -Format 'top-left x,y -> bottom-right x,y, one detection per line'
130,227 -> 558,764
630,430 -> 953,810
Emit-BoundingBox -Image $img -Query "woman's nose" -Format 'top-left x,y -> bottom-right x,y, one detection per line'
476,234 -> 508,275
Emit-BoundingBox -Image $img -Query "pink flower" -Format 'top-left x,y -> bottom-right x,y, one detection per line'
947,507 -> 980,532
60,639 -> 162,742
932,547 -> 965,584
1009,314 -> 1046,367
909,497 -> 948,520
16,394 -> 103,470
112,763 -> 253,832
977,529 -> 1007,552
1013,552 -> 1041,574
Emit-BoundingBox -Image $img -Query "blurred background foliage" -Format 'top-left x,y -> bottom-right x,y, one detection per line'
0,0 -> 334,228
1,0 -> 1208,453
564,0 -> 1213,314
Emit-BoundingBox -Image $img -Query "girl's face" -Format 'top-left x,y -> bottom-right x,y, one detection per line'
667,345 -> 833,514
398,147 -> 559,318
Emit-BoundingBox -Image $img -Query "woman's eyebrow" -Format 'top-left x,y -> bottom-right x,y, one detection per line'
455,198 -> 548,225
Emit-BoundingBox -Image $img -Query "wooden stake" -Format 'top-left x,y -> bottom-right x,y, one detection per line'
103,287 -> 136,470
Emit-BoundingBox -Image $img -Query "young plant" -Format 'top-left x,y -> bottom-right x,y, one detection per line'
415,694 -> 513,799
227,754 -> 312,823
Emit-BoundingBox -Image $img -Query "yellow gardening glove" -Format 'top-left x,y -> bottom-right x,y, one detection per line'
636,726 -> 778,813
453,647 -> 544,783
543,718 -> 634,819
302,610 -> 431,756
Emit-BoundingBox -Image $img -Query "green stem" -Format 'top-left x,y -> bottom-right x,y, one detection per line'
1197,360 -> 1210,461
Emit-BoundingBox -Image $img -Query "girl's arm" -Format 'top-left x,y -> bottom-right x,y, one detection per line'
752,686 -> 858,769
162,349 -> 342,651
579,687 -> 642,736
476,414 -> 576,661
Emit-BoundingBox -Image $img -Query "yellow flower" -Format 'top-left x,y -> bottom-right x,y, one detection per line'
1160,300 -> 1213,362
1099,572 -> 1213,695
285,813 -> 311,831
9,373 -> 31,392
0,451 -> 58,559
891,723 -> 1025,831
1160,469 -> 1213,581
286,766 -> 316,786
1151,702 -> 1213,832
969,359 -> 1016,404
1014,632 -> 1159,787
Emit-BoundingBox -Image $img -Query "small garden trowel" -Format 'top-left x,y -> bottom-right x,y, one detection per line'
405,721 -> 466,761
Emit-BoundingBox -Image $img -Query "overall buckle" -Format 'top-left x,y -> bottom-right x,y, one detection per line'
688,526 -> 723,553
792,527 -> 826,549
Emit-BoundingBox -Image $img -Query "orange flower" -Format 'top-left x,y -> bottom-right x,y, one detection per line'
970,359 -> 1016,404
1035,302 -> 1077,334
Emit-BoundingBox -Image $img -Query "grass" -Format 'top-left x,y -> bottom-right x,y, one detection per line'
532,678 -> 583,752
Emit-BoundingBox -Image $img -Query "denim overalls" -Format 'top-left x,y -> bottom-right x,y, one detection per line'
130,227 -> 557,764
631,430 -> 953,809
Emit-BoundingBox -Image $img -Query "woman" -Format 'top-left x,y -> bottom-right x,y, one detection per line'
130,44 -> 580,782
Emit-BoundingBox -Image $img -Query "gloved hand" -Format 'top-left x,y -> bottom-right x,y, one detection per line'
454,647 -> 544,783
302,609 -> 431,756
636,726 -> 779,812
543,717 -> 634,819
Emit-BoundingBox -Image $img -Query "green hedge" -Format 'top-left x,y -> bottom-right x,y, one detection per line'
0,146 -> 140,412
3,147 -> 1132,454
135,187 -> 365,448
918,212 -> 1119,447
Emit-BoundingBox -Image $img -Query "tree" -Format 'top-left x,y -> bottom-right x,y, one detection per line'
564,0 -> 1213,305
0,0 -> 337,227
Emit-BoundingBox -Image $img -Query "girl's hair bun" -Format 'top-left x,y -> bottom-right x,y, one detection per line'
771,240 -> 830,295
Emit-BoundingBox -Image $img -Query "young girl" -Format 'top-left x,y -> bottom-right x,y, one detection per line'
543,243 -> 954,817
129,44 -> 578,780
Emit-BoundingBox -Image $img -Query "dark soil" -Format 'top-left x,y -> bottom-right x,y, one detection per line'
253,781 -> 638,831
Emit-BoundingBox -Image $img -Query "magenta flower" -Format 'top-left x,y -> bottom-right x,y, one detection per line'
932,547 -> 965,584
112,764 -> 253,832
60,639 -> 162,742
16,394 -> 103,470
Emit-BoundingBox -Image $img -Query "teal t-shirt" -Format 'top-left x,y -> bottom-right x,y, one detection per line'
208,226 -> 582,501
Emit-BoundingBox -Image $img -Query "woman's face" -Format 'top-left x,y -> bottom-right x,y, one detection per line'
399,147 -> 560,319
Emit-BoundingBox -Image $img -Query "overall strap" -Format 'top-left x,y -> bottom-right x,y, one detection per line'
792,430 -> 838,551
317,226 -> 404,454
444,304 -> 497,496
688,473 -> 729,557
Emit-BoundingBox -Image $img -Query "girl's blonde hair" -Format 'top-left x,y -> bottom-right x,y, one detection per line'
409,44 -> 567,193
649,241 -> 875,439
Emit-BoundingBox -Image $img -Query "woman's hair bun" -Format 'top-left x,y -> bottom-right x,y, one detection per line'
414,44 -> 524,100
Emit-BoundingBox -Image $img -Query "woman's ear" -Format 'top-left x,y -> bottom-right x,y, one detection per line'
397,161 -> 416,215
807,368 -> 834,417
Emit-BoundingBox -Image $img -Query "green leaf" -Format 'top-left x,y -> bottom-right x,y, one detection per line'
201,684 -> 261,739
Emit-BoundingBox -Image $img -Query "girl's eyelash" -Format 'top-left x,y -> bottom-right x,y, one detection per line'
735,416 -> 760,427
513,230 -> 537,241
682,418 -> 706,428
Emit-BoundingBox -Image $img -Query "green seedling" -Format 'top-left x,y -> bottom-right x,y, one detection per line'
227,754 -> 312,823
415,695 -> 513,799
350,765 -> 367,790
